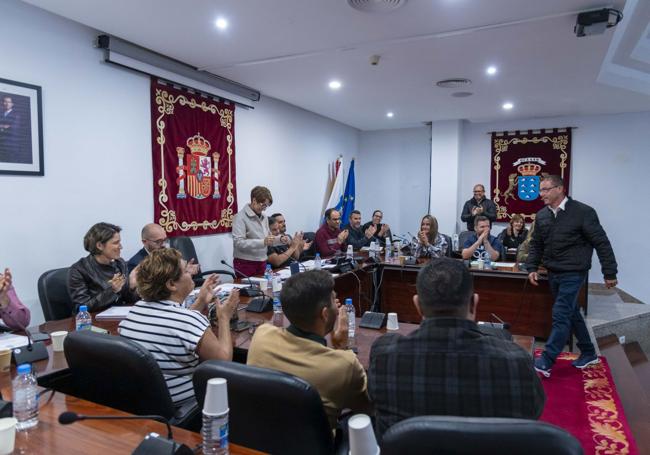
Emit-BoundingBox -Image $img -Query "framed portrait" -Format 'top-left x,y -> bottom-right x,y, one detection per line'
0,77 -> 44,176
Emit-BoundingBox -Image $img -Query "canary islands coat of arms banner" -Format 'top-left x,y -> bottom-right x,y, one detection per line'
490,128 -> 571,223
151,79 -> 237,237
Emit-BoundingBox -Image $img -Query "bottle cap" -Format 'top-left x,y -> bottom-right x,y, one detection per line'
345,298 -> 353,305
79,305 -> 88,312
17,364 -> 31,375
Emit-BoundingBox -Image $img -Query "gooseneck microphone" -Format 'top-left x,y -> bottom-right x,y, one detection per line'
220,260 -> 263,297
59,411 -> 173,439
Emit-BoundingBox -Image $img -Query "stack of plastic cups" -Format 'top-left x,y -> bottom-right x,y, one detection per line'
348,414 -> 380,455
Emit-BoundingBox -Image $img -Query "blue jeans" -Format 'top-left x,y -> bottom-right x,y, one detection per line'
543,272 -> 593,364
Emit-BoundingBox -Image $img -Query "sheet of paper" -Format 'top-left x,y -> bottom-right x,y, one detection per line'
95,306 -> 134,319
0,333 -> 29,350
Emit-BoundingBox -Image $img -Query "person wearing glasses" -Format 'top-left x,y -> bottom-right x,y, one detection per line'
526,175 -> 618,378
315,208 -> 349,258
362,210 -> 392,247
461,184 -> 497,231
232,186 -> 277,277
68,222 -> 139,312
127,223 -> 200,275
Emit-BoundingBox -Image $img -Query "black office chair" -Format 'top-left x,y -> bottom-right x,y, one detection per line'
37,267 -> 74,321
441,233 -> 452,257
301,231 -> 317,259
169,236 -> 236,285
64,330 -> 199,429
381,416 -> 583,455
193,360 -> 343,455
458,230 -> 472,253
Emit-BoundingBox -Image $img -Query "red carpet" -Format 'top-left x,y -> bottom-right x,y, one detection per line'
538,351 -> 639,454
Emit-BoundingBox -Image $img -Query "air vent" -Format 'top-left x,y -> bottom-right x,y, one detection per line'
436,78 -> 472,89
451,91 -> 473,98
347,0 -> 408,13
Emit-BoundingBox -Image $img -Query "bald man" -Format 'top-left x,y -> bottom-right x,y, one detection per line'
126,224 -> 199,275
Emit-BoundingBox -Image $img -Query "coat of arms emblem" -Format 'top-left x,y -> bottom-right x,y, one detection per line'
516,162 -> 542,201
175,133 -> 220,200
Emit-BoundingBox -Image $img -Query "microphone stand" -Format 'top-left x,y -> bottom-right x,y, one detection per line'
219,260 -> 263,297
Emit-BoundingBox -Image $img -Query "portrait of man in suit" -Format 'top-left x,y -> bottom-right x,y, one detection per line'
0,93 -> 32,165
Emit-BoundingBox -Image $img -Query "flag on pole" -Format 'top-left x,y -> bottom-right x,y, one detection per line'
341,159 -> 355,223
325,157 -> 345,216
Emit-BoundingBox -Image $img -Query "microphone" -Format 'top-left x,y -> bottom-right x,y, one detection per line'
13,324 -> 49,365
59,412 -> 193,455
220,260 -> 263,297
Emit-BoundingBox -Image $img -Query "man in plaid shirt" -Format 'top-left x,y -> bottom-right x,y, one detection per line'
368,258 -> 545,437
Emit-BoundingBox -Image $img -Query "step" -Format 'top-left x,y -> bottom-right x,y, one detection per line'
624,341 -> 649,366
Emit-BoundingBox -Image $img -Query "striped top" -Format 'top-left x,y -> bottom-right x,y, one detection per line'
118,300 -> 210,405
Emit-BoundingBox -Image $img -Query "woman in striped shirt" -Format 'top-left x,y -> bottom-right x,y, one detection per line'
118,248 -> 239,405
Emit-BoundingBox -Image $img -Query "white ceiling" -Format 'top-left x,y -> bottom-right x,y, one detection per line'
22,0 -> 650,130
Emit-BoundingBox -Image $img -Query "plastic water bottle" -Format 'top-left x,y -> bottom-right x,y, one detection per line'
314,253 -> 322,270
452,233 -> 459,252
264,265 -> 273,294
13,363 -> 39,430
385,238 -> 392,262
345,298 -> 355,344
369,241 -> 377,260
346,244 -> 353,260
75,305 -> 92,331
273,296 -> 282,315
202,410 -> 229,455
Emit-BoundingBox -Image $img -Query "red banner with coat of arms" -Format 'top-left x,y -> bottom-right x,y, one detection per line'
150,79 -> 237,237
490,129 -> 571,222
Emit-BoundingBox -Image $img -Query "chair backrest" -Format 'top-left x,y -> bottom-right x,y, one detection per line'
64,330 -> 177,419
441,233 -> 452,257
381,416 -> 583,455
193,360 -> 334,455
169,236 -> 200,263
37,267 -> 74,321
301,231 -> 317,258
458,230 -> 473,253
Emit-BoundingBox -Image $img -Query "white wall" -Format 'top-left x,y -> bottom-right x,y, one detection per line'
461,112 -> 650,303
356,127 -> 431,238
0,0 -> 358,324
430,120 -> 463,236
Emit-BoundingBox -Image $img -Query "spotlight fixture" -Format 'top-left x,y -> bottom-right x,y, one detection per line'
486,66 -> 497,76
215,17 -> 228,30
386,112 -> 394,118
328,80 -> 342,90
574,8 -> 622,37
502,102 -> 514,110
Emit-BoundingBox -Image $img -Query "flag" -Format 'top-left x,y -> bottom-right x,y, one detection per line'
324,156 -> 344,216
341,159 -> 355,223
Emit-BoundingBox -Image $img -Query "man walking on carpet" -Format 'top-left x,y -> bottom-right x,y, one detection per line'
526,175 -> 618,378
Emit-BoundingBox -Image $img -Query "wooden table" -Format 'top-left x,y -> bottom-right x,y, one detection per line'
379,260 -> 587,339
0,386 -> 263,454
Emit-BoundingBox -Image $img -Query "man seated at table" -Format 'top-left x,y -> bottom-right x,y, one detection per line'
266,215 -> 304,269
368,258 -> 545,437
247,270 -> 372,430
343,210 -> 376,250
461,215 -> 503,261
127,223 -> 199,275
315,208 -> 348,258
362,210 -> 392,247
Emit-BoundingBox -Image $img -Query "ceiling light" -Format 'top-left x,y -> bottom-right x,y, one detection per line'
486,66 -> 497,76
386,112 -> 394,118
502,102 -> 514,110
215,17 -> 228,30
328,80 -> 342,90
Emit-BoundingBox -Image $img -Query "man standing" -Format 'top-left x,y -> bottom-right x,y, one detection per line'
368,258 -> 544,437
526,175 -> 618,377
232,186 -> 276,277
461,216 -> 502,261
362,210 -> 391,246
344,210 -> 376,250
247,270 -> 372,430
315,208 -> 349,258
461,184 -> 497,231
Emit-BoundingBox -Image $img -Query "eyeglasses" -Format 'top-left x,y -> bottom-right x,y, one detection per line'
330,218 -> 341,222
539,186 -> 559,193
146,238 -> 167,246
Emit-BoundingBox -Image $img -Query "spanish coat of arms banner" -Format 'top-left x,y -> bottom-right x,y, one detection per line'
150,79 -> 237,237
490,128 -> 571,223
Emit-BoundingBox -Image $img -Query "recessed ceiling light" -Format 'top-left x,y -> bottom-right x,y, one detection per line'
215,17 -> 228,30
386,112 -> 394,118
328,80 -> 342,90
486,66 -> 497,76
502,102 -> 514,110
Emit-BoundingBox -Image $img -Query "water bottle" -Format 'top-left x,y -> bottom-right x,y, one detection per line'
452,233 -> 459,252
13,363 -> 39,430
314,253 -> 322,270
345,298 -> 355,343
264,265 -> 273,294
273,297 -> 282,315
346,244 -> 353,260
369,241 -> 377,260
202,410 -> 229,455
75,305 -> 92,331
385,238 -> 392,262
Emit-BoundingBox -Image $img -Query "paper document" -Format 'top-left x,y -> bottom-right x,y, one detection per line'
0,333 -> 30,350
216,283 -> 251,292
96,306 -> 134,319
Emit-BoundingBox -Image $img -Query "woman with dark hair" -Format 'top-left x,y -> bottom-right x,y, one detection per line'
499,214 -> 528,250
119,248 -> 238,405
67,222 -> 139,312
0,268 -> 31,330
412,215 -> 447,258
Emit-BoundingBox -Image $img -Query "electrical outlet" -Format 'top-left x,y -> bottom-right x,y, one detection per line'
619,335 -> 626,345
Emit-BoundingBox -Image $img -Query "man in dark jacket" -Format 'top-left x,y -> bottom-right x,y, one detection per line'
460,184 -> 497,231
526,175 -> 617,377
